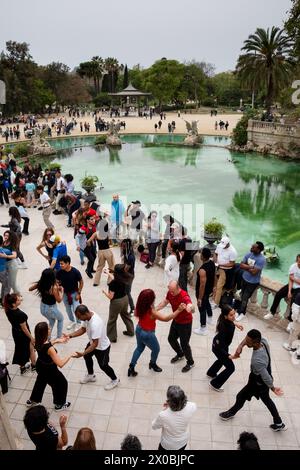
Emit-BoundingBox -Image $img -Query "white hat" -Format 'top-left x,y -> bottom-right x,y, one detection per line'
219,236 -> 230,248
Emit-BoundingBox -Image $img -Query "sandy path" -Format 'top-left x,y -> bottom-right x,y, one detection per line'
0,112 -> 242,145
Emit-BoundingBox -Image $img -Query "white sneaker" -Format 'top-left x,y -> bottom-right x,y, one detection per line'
207,317 -> 214,325
210,301 -> 218,310
282,342 -> 296,352
18,262 -> 28,269
104,378 -> 120,390
193,327 -> 208,336
264,313 -> 274,321
80,374 -> 96,384
286,322 -> 293,333
67,322 -> 77,330
236,314 -> 245,322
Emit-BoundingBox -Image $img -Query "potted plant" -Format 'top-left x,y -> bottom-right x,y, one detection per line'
204,218 -> 225,245
80,174 -> 99,194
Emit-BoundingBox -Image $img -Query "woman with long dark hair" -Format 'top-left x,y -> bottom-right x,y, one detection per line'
36,228 -> 55,265
206,305 -> 243,391
103,264 -> 134,342
121,238 -> 135,314
27,321 -> 75,410
29,269 -> 64,339
128,289 -> 182,376
164,240 -> 181,286
2,231 -> 19,293
1,206 -> 26,267
4,293 -> 36,374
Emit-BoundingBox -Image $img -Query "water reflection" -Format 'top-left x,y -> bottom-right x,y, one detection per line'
229,158 -> 300,247
108,147 -> 121,165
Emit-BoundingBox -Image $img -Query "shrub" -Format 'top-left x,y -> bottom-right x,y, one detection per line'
232,109 -> 259,147
94,135 -> 107,145
12,143 -> 30,159
48,162 -> 62,171
80,174 -> 99,193
93,92 -> 111,107
204,218 -> 225,238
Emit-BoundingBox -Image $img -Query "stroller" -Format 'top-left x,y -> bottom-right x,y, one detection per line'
0,340 -> 11,395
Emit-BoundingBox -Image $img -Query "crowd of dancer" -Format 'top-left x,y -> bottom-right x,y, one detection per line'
1,157 -> 300,450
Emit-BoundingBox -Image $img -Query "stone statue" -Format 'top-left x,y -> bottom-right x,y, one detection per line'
183,119 -> 203,146
29,128 -> 56,156
106,119 -> 122,146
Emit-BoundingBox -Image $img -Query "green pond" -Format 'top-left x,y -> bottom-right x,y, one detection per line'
49,134 -> 300,284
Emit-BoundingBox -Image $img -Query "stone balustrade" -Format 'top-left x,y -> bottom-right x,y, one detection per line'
249,120 -> 299,136
247,277 -> 290,331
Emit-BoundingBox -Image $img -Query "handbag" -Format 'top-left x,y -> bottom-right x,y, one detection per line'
140,252 -> 149,264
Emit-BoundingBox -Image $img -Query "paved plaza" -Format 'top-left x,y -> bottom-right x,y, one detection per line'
0,204 -> 300,450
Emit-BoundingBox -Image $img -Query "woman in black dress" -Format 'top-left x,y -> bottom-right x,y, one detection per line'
36,228 -> 55,265
27,321 -> 75,410
207,305 -> 243,391
4,294 -> 36,374
121,238 -> 135,314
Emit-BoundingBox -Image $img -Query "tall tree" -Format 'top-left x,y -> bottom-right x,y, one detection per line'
183,62 -> 207,109
104,57 -> 121,93
236,27 -> 295,113
143,58 -> 185,109
285,0 -> 300,58
123,64 -> 129,89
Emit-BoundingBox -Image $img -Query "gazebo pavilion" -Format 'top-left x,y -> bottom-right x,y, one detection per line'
108,83 -> 151,116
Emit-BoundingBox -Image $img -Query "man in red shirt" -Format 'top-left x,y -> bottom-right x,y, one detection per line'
157,281 -> 195,372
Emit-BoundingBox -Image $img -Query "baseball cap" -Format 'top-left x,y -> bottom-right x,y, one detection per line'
49,235 -> 60,244
219,236 -> 230,248
78,226 -> 88,234
86,208 -> 97,217
131,200 -> 141,205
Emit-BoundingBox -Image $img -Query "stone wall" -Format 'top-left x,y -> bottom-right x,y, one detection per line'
247,120 -> 300,157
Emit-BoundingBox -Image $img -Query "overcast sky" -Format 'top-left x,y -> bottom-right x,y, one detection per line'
0,0 -> 292,72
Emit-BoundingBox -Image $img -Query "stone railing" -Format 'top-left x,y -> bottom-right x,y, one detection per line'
247,277 -> 290,331
248,120 -> 299,136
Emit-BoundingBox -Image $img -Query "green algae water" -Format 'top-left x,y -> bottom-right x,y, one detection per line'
50,134 -> 300,284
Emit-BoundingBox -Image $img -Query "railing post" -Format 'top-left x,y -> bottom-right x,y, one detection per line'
261,289 -> 270,311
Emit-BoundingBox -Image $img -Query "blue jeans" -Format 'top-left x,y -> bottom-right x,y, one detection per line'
63,292 -> 81,323
79,249 -> 85,264
40,302 -> 64,338
130,325 -> 160,366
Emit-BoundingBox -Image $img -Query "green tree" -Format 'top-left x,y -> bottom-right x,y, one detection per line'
182,62 -> 207,109
104,57 -> 122,93
143,58 -> 185,109
40,62 -> 69,102
77,57 -> 104,94
236,27 -> 295,113
211,71 -> 249,107
123,64 -> 129,89
285,0 -> 300,58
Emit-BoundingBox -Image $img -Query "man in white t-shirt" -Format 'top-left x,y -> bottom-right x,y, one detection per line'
64,304 -> 119,390
264,254 -> 300,324
53,170 -> 66,215
213,236 -> 237,307
37,184 -> 54,229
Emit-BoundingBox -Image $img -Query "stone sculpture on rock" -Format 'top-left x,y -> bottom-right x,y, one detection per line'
106,120 -> 122,146
183,120 -> 203,146
29,128 -> 56,156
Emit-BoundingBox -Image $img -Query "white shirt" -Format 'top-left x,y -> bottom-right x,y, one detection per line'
289,263 -> 300,290
215,244 -> 237,268
164,254 -> 180,285
56,176 -> 65,191
84,312 -> 110,351
40,192 -> 51,207
152,401 -> 197,450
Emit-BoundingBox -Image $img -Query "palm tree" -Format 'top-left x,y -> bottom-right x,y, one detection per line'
77,57 -> 104,94
236,27 -> 295,113
104,57 -> 121,93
